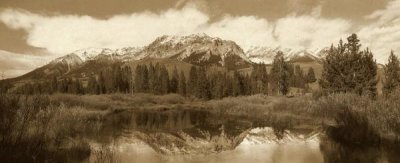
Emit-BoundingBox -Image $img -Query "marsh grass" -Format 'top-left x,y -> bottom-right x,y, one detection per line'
308,93 -> 400,146
0,94 -> 108,162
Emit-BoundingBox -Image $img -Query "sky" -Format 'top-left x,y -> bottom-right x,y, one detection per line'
0,0 -> 399,78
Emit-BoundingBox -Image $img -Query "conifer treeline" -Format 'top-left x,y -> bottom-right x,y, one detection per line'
15,61 -> 315,98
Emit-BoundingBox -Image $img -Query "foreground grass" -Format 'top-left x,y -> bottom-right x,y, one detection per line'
1,92 -> 400,162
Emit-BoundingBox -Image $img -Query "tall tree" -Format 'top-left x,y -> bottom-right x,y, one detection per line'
270,51 -> 289,95
196,67 -> 210,99
98,72 -> 106,94
320,34 -> 377,97
87,75 -> 98,94
169,67 -> 179,93
178,70 -> 187,96
294,65 -> 305,88
232,70 -> 244,96
306,67 -> 317,83
134,65 -> 149,93
160,65 -> 170,94
251,63 -> 269,94
383,51 -> 400,95
188,66 -> 198,96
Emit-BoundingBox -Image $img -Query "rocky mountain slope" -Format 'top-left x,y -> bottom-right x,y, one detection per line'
137,33 -> 251,69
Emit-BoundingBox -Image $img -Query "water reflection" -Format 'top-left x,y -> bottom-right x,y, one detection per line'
89,109 -> 400,163
320,136 -> 400,163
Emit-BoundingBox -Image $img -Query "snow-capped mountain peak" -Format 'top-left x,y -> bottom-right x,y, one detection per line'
65,47 -> 144,62
71,47 -> 114,61
138,34 -> 251,69
246,46 -> 328,64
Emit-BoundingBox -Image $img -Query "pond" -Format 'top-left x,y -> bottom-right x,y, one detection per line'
87,109 -> 400,163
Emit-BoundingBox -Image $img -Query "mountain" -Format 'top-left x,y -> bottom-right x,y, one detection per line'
246,46 -> 329,64
138,33 -> 251,69
52,34 -> 251,70
68,47 -> 143,62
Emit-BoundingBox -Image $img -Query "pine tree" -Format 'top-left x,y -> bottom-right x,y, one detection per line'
98,72 -> 106,94
232,70 -> 244,96
223,74 -> 233,97
270,51 -> 289,95
306,67 -> 317,83
148,63 -> 156,93
383,51 -> 400,95
196,67 -> 210,99
188,66 -> 198,96
134,65 -> 142,92
153,63 -> 162,94
169,67 -> 179,93
178,70 -> 187,96
250,63 -> 269,94
87,75 -> 98,94
320,34 -> 377,97
113,65 -> 123,92
160,66 -> 170,94
294,65 -> 305,88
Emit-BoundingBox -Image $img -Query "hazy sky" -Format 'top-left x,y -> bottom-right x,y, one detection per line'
0,0 -> 399,78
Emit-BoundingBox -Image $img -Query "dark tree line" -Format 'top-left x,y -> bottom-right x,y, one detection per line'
13,56 -> 316,98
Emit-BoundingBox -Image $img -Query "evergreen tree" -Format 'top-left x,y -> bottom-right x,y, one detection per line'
148,63 -> 156,93
98,72 -> 106,94
196,67 -> 210,99
188,66 -> 198,96
223,74 -> 233,97
178,70 -> 187,96
320,34 -> 377,97
153,63 -> 162,94
294,65 -> 305,88
160,66 -> 170,94
251,63 -> 269,94
169,67 -> 179,93
134,65 -> 149,93
306,67 -> 317,83
232,70 -> 244,96
383,51 -> 400,95
270,51 -> 289,95
113,65 -> 123,92
87,75 -> 98,94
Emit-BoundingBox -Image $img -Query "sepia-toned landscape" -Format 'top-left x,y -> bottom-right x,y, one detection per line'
1,0 -> 400,162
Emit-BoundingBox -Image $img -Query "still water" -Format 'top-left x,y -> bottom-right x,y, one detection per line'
88,109 -> 399,163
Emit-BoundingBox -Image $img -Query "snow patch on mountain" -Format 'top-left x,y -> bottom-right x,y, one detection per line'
68,47 -> 144,62
246,46 -> 328,64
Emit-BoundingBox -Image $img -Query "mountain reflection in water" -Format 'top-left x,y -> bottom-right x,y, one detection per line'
88,109 -> 400,163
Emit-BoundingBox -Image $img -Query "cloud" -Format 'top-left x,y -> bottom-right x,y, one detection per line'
0,6 -> 209,55
359,0 -> 400,63
0,50 -> 50,79
0,4 -> 352,57
274,15 -> 351,50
